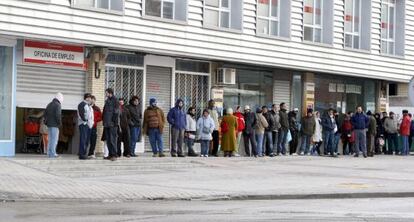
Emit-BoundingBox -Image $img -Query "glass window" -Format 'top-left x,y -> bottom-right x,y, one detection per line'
257,0 -> 288,37
0,46 -> 13,140
204,0 -> 242,30
144,0 -> 187,21
175,59 -> 210,73
73,0 -> 123,12
381,0 -> 404,55
344,0 -> 361,49
145,0 -> 161,17
97,0 -> 109,9
303,0 -> 323,42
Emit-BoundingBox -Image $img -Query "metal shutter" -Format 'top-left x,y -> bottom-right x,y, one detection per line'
273,80 -> 291,109
145,65 -> 172,151
16,65 -> 85,110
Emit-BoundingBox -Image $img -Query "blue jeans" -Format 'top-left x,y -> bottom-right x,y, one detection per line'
300,135 -> 311,154
47,127 -> 59,158
263,131 -> 274,155
387,133 -> 399,154
277,129 -> 288,155
201,140 -> 210,156
148,128 -> 163,154
354,129 -> 367,155
333,134 -> 340,154
255,133 -> 264,157
78,124 -> 90,159
185,137 -> 195,154
402,135 -> 409,155
130,126 -> 141,156
323,130 -> 335,154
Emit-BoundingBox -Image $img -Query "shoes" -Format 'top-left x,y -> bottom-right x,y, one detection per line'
159,153 -> 165,157
299,152 -> 304,156
269,153 -> 275,157
110,157 -> 117,161
363,153 -> 368,158
354,154 -> 359,157
188,153 -> 198,157
152,153 -> 158,157
234,153 -> 241,157
171,153 -> 177,157
125,155 -> 131,158
177,154 -> 185,157
88,155 -> 96,159
103,156 -> 110,160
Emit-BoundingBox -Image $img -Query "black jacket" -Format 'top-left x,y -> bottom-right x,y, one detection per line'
279,109 -> 289,130
263,112 -> 276,131
103,96 -> 120,128
119,106 -> 132,130
243,111 -> 257,134
126,101 -> 142,127
44,98 -> 62,128
288,111 -> 299,132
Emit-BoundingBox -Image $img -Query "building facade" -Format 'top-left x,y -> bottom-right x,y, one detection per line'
0,0 -> 413,156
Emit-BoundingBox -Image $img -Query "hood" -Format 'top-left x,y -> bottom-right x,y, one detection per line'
55,92 -> 63,104
149,98 -> 157,106
175,99 -> 184,108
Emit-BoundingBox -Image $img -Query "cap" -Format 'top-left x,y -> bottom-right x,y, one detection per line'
244,105 -> 250,111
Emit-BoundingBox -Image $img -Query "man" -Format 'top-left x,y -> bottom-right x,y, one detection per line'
44,92 -> 63,158
332,110 -> 342,155
88,96 -> 102,159
77,93 -> 94,160
288,108 -> 299,155
117,98 -> 132,158
270,104 -> 281,154
243,105 -> 257,157
384,111 -> 399,155
366,111 -> 377,157
102,88 -> 120,161
143,98 -> 166,157
167,99 -> 187,157
262,106 -> 276,157
208,100 -> 220,157
300,109 -> 316,155
277,102 -> 289,155
381,112 -> 389,154
321,109 -> 337,157
126,96 -> 142,157
351,106 -> 370,158
400,110 -> 411,156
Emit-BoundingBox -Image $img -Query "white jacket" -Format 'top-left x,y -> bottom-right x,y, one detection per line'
186,114 -> 197,132
312,117 -> 323,142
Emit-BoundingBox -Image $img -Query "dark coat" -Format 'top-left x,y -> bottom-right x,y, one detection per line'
167,99 -> 187,130
351,112 -> 369,130
301,116 -> 316,136
263,112 -> 276,131
243,111 -> 257,134
44,98 -> 62,128
119,106 -> 132,130
279,109 -> 289,130
288,111 -> 299,132
367,115 -> 377,136
126,100 -> 142,127
103,96 -> 120,128
322,114 -> 336,132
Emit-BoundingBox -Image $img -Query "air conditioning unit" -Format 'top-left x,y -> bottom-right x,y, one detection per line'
216,68 -> 236,85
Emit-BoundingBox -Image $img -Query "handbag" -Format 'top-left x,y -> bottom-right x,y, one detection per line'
202,119 -> 211,134
286,130 -> 292,143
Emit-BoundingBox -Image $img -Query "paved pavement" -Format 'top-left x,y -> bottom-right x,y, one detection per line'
1,154 -> 414,202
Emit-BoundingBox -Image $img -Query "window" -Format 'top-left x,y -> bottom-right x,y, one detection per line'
344,0 -> 371,50
381,0 -> 405,56
72,0 -> 124,12
303,0 -> 333,44
389,83 -> 398,96
256,0 -> 291,38
204,0 -> 243,30
144,0 -> 187,21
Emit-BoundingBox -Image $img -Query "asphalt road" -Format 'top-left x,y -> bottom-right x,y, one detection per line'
1,198 -> 414,222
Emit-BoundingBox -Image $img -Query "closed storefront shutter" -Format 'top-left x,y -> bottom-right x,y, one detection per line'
145,65 -> 172,151
16,65 -> 85,110
273,80 -> 291,109
175,73 -> 209,118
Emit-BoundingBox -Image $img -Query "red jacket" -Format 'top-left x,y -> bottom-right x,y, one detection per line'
400,115 -> 411,136
92,105 -> 102,128
234,112 -> 245,132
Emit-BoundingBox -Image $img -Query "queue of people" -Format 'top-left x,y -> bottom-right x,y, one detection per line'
43,88 -> 413,160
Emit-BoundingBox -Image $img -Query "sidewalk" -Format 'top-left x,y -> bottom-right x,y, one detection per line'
1,154 -> 414,202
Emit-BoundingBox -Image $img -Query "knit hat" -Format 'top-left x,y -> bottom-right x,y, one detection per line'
149,98 -> 157,106
55,92 -> 64,103
367,111 -> 372,115
244,105 -> 251,111
307,108 -> 313,114
227,108 -> 234,115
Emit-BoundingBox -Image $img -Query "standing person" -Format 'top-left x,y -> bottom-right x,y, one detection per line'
233,106 -> 245,157
102,88 -> 120,161
221,108 -> 238,157
126,96 -> 142,157
262,106 -> 276,157
374,112 -> 384,155
185,107 -> 198,157
208,100 -> 220,157
143,98 -> 166,157
39,115 -> 48,155
332,110 -> 342,155
351,106 -> 369,158
117,98 -> 132,158
277,103 -> 289,155
366,111 -> 377,157
288,108 -> 299,155
270,104 -> 281,154
167,99 -> 187,157
300,109 -> 315,155
243,105 -> 257,157
197,109 -> 215,157
88,96 -> 102,159
384,112 -> 399,155
44,92 -> 63,158
321,109 -> 337,157
311,111 -> 323,156
341,113 -> 354,155
400,110 -> 411,156
381,112 -> 389,154
77,93 -> 94,160
408,113 -> 414,152
255,107 -> 269,157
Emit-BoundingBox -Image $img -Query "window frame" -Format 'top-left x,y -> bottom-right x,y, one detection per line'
204,0 -> 232,29
303,0 -> 324,43
256,0 -> 281,37
344,0 -> 362,49
381,0 -> 397,55
142,0 -> 189,24
71,0 -> 125,15
203,0 -> 243,32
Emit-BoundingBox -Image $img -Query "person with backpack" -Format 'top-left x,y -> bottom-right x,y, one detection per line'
77,93 -> 94,160
197,109 -> 215,157
233,105 -> 245,157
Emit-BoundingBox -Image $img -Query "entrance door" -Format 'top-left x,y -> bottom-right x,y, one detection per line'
0,46 -> 15,156
145,65 -> 172,151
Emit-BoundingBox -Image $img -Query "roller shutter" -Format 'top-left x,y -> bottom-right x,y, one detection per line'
273,80 -> 291,109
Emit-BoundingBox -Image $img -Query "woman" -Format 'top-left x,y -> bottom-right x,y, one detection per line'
255,107 -> 269,157
233,105 -> 245,157
39,116 -> 48,155
185,107 -> 198,157
220,108 -> 238,157
197,109 -> 215,157
311,111 -> 323,155
341,113 -> 354,155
